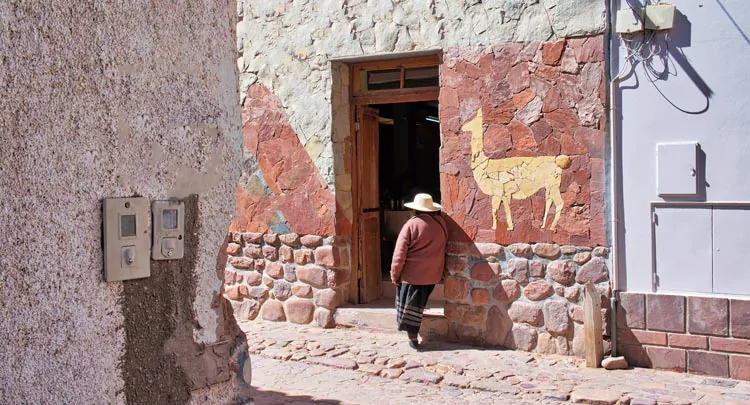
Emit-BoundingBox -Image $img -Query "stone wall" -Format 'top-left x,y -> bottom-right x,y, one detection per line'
440,37 -> 606,246
434,36 -> 609,355
231,1 -> 610,353
224,232 -> 351,328
233,84 -> 338,236
236,0 -> 607,197
444,241 -> 611,355
618,293 -> 750,381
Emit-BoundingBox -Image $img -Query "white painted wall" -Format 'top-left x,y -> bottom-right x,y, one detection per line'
616,0 -> 750,294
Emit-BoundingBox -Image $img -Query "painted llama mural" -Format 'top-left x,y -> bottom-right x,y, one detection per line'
439,40 -> 606,245
462,109 -> 571,232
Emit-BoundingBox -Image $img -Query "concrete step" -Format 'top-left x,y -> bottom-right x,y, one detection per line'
334,298 -> 448,341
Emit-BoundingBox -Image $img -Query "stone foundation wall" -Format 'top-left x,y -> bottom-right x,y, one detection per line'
223,232 -> 351,328
230,1 -> 611,354
444,241 -> 612,356
618,293 -> 750,380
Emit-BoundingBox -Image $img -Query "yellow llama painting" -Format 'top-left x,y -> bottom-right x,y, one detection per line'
462,109 -> 571,232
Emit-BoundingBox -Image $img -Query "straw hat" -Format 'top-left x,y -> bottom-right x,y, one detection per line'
404,193 -> 442,212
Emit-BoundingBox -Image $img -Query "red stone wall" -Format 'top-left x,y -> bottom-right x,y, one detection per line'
436,36 -> 611,355
223,231 -> 350,328
439,36 -> 606,246
233,84 -> 338,236
231,38 -> 611,339
618,292 -> 750,380
444,241 -> 612,355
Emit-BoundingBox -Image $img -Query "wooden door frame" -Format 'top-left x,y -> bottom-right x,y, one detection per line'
348,55 -> 440,304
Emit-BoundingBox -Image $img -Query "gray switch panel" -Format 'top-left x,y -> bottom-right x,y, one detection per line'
103,197 -> 150,282
657,142 -> 699,196
151,200 -> 185,260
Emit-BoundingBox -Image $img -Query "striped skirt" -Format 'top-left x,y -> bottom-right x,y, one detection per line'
395,283 -> 435,335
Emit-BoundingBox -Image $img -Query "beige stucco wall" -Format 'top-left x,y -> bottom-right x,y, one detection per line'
0,1 -> 242,403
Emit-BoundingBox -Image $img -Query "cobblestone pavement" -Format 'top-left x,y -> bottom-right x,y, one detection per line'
244,322 -> 750,405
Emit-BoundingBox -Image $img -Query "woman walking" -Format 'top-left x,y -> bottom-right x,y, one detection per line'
390,193 -> 448,349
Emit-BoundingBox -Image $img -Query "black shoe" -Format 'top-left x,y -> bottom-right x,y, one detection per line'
408,339 -> 419,350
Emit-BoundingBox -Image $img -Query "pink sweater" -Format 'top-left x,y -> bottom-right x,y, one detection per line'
390,214 -> 448,285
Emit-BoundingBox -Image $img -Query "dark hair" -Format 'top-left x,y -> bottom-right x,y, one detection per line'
416,210 -> 441,217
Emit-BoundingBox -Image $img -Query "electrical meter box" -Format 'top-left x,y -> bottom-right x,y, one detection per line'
616,8 -> 644,34
103,197 -> 150,282
645,4 -> 676,31
657,142 -> 699,197
151,200 -> 185,260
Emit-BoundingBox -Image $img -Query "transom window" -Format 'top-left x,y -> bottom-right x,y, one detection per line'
351,55 -> 440,105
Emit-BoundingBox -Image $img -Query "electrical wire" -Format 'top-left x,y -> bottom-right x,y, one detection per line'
616,27 -> 709,114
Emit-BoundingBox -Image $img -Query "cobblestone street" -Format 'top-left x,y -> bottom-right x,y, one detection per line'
245,321 -> 750,405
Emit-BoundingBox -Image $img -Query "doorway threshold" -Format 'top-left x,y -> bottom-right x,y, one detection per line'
335,286 -> 447,340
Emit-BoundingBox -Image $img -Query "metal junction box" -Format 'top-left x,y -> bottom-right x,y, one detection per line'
616,8 -> 644,34
656,142 -> 699,197
645,4 -> 676,31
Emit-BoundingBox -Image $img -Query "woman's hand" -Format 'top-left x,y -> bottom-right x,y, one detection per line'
391,275 -> 400,286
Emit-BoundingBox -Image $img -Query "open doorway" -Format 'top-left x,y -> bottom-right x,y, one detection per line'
375,101 -> 441,289
350,55 -> 444,306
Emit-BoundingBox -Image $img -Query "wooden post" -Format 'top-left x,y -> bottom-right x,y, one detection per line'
583,281 -> 603,368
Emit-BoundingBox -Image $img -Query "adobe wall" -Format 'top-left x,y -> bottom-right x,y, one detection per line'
0,1 -> 248,403
229,0 -> 610,355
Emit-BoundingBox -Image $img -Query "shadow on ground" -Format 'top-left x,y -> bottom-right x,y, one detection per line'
415,337 -> 512,354
253,388 -> 343,405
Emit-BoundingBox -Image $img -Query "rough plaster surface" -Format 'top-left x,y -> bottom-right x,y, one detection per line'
236,0 -> 606,188
0,1 -> 241,403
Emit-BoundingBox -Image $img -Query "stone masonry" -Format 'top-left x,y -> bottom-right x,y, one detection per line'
233,84 -> 338,236
236,0 -> 607,192
618,292 -> 750,381
443,241 -> 612,356
224,232 -> 351,329
440,37 -> 606,246
224,230 -> 614,360
230,1 -> 612,360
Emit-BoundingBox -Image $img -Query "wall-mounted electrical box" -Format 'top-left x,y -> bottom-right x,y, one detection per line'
657,142 -> 700,197
103,197 -> 150,282
645,4 -> 676,31
616,8 -> 645,34
151,200 -> 185,260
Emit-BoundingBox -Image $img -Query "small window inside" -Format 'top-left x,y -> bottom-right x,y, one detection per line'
404,66 -> 439,88
366,69 -> 401,91
355,57 -> 440,94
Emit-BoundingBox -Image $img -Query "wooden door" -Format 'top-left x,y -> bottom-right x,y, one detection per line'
357,106 -> 382,304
